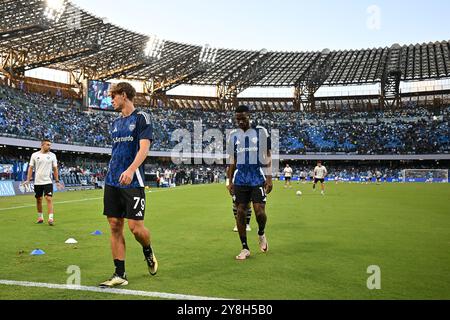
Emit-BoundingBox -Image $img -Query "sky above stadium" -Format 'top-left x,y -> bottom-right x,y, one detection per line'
72,0 -> 449,51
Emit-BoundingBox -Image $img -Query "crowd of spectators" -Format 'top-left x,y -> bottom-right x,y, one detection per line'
1,84 -> 449,155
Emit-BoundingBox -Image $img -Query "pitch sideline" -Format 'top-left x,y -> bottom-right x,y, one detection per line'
0,184 -> 212,212
0,279 -> 230,300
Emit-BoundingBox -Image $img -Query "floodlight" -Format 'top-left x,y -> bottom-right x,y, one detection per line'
43,0 -> 66,23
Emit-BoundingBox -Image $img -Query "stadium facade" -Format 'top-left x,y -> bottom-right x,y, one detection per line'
0,0 -> 449,193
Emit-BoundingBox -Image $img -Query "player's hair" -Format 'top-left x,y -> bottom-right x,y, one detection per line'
41,138 -> 51,144
235,105 -> 250,113
110,82 -> 136,101
317,160 -> 322,164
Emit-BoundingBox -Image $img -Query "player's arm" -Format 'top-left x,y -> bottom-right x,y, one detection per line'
226,133 -> 236,196
226,161 -> 236,196
24,156 -> 34,185
24,165 -> 33,185
53,165 -> 62,189
119,139 -> 151,186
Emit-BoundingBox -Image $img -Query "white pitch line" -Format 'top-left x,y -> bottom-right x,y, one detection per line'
0,184 -> 214,212
0,280 -> 229,300
0,197 -> 103,211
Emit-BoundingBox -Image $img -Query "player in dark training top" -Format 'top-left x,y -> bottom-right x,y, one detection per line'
99,82 -> 158,287
227,105 -> 273,260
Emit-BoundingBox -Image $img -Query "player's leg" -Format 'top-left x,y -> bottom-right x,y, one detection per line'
234,201 -> 252,231
45,195 -> 54,225
236,202 -> 250,259
253,204 -> 268,252
320,180 -> 325,195
100,186 -> 128,287
252,187 -> 268,252
34,185 -> 44,223
36,197 -> 43,223
313,178 -> 317,190
125,188 -> 157,276
128,219 -> 157,275
108,217 -> 126,263
128,219 -> 150,246
232,198 -> 238,232
234,186 -> 251,260
99,217 -> 128,287
44,183 -> 55,225
246,203 -> 252,231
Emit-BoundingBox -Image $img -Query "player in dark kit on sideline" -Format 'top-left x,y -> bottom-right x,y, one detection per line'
99,82 -> 157,288
227,105 -> 273,260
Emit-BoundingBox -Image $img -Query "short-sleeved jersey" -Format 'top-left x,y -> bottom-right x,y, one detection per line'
106,110 -> 153,189
29,151 -> 57,185
228,125 -> 271,187
314,166 -> 328,179
284,167 -> 293,177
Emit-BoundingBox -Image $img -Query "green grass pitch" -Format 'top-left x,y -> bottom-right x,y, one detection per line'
0,181 -> 449,300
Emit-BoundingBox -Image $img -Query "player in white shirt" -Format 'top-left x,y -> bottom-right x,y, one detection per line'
283,164 -> 293,188
24,139 -> 61,225
313,161 -> 328,195
299,170 -> 307,184
366,171 -> 373,184
375,170 -> 382,185
164,169 -> 172,185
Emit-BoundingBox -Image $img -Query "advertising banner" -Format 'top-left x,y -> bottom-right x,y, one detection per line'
0,181 -> 15,197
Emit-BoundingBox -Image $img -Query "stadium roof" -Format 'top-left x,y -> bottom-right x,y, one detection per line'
1,0 -> 450,88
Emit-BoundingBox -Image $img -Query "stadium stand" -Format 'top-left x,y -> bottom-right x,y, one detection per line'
0,0 -> 449,190
1,84 -> 448,154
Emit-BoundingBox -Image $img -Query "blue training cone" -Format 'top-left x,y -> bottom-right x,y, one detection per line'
91,230 -> 102,236
30,249 -> 45,255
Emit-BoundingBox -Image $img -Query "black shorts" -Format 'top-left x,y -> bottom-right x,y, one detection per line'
285,177 -> 291,181
234,185 -> 267,205
103,185 -> 146,221
314,178 -> 325,184
35,184 -> 53,198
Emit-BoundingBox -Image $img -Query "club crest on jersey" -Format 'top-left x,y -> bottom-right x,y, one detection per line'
129,124 -> 136,132
251,137 -> 258,144
113,127 -> 118,133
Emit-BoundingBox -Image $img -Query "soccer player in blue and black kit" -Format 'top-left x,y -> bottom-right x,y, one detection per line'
99,82 -> 157,288
227,105 -> 273,260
